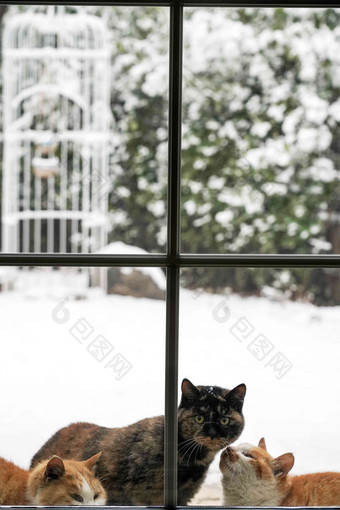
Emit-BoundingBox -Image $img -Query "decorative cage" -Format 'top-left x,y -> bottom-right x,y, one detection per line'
2,6 -> 111,255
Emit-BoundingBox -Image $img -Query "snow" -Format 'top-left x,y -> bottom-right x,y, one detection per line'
183,11 -> 254,76
0,267 -> 16,284
239,223 -> 254,239
297,126 -> 332,153
299,89 -> 328,125
183,200 -> 196,216
189,181 -> 203,194
156,226 -> 167,247
193,159 -> 206,171
252,218 -> 267,233
329,98 -> 340,122
2,5 -> 340,500
267,104 -> 285,122
4,5 -> 340,263
295,205 -> 306,218
217,188 -> 263,214
287,222 -> 299,237
215,210 -> 234,226
309,238 -> 333,252
250,122 -> 271,138
1,284 -> 340,499
218,121 -> 238,140
282,107 -> 303,138
142,56 -> 168,96
193,215 -> 211,228
208,177 -> 225,191
306,158 -> 340,183
147,200 -> 165,218
245,140 -> 290,170
96,242 -> 166,291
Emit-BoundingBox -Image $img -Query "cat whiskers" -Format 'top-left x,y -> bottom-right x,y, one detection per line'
195,434 -> 209,445
178,439 -> 201,467
229,458 -> 246,484
194,442 -> 203,465
177,438 -> 197,458
179,440 -> 198,460
186,441 -> 202,468
178,438 -> 198,450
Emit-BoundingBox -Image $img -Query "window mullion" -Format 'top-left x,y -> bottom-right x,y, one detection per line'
165,1 -> 182,508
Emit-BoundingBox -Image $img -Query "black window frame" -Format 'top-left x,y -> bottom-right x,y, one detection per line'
1,1 -> 340,509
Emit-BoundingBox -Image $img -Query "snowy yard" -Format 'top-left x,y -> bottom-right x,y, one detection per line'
1,276 -> 340,504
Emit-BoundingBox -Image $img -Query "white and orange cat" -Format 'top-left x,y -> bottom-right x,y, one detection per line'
220,438 -> 340,506
0,452 -> 106,505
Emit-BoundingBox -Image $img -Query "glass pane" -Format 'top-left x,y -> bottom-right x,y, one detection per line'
179,267 -> 340,506
1,5 -> 169,254
182,8 -> 340,255
0,266 -> 166,505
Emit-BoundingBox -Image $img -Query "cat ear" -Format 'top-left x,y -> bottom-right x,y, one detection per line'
84,452 -> 101,473
181,378 -> 200,400
227,383 -> 246,404
45,456 -> 65,482
271,453 -> 295,477
258,438 -> 267,451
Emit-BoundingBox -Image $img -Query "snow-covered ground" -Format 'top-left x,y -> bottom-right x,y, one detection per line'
1,278 -> 340,504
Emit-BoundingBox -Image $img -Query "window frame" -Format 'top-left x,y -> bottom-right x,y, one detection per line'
1,1 -> 340,509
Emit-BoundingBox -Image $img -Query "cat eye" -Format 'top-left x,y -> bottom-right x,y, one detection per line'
94,494 -> 99,500
195,415 -> 204,424
71,494 -> 84,502
219,417 -> 229,425
242,452 -> 254,459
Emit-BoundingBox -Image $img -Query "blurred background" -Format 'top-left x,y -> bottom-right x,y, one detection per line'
0,7 -> 340,303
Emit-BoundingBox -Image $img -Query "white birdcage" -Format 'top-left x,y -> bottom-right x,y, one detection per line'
2,6 -> 111,257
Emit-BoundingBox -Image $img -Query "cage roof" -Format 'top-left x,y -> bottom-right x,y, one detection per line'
4,6 -> 108,50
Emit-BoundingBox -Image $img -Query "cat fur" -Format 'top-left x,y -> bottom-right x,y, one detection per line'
0,452 -> 105,505
220,437 -> 340,506
31,378 -> 246,505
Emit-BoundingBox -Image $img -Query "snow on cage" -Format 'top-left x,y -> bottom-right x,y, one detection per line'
2,6 -> 111,258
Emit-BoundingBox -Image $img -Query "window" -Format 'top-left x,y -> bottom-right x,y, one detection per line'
1,2 -> 340,510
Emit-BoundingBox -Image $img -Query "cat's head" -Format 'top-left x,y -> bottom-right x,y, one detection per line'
27,452 -> 107,505
178,379 -> 246,453
219,438 -> 294,506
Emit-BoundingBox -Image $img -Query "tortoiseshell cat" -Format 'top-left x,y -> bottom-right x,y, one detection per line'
0,452 -> 106,505
31,378 -> 246,505
220,438 -> 340,506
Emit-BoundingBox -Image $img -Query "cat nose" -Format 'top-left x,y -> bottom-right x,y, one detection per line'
225,446 -> 237,462
207,424 -> 217,439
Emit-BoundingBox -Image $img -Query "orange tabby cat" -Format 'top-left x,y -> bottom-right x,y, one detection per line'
220,438 -> 340,506
0,452 -> 106,505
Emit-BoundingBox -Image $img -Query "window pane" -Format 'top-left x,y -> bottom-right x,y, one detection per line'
0,266 -> 166,505
179,267 -> 340,506
182,7 -> 340,255
1,5 -> 169,254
